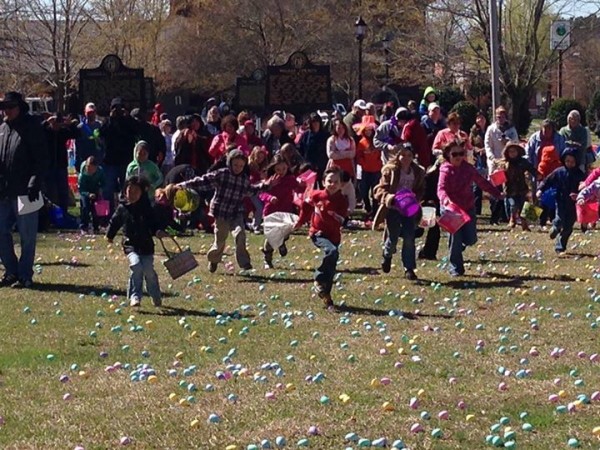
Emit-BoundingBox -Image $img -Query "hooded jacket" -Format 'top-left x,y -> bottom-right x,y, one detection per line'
419,86 -> 437,116
372,155 -> 426,229
106,194 -> 160,255
538,149 -> 584,209
0,106 -> 48,199
178,149 -> 267,220
125,141 -> 164,196
78,161 -> 105,197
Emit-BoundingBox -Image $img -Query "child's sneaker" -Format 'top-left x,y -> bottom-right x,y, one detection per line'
314,281 -> 334,309
208,262 -> 218,273
151,297 -> 162,307
381,256 -> 392,273
129,296 -> 141,307
278,243 -> 288,257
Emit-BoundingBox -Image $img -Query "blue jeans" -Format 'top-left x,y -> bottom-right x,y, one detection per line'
0,199 -> 39,282
444,207 -> 477,275
250,195 -> 264,229
552,205 -> 576,252
311,235 -> 339,295
79,194 -> 99,230
359,171 -> 381,214
103,164 -> 128,212
127,252 -> 161,302
505,195 -> 525,221
383,209 -> 416,271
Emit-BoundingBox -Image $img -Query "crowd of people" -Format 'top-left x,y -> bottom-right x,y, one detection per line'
0,88 -> 598,311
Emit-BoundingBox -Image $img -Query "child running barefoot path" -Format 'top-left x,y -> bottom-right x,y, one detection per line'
177,149 -> 276,273
105,176 -> 168,307
295,168 -> 348,309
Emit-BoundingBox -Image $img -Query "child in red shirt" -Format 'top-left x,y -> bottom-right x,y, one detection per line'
295,168 -> 349,309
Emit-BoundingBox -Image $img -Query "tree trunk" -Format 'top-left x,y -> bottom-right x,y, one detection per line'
506,86 -> 533,137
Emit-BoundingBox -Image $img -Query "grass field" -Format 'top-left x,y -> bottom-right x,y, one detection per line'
0,219 -> 599,449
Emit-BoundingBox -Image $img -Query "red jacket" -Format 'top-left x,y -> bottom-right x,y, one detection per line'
402,118 -> 430,167
241,132 -> 262,150
209,132 -> 249,161
259,174 -> 304,216
298,189 -> 348,245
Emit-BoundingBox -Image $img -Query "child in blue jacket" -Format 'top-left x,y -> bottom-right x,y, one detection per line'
536,148 -> 585,253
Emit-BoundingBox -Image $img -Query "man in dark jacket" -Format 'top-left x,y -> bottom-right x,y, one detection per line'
42,114 -> 79,212
130,108 -> 166,164
0,92 -> 48,288
99,97 -> 139,210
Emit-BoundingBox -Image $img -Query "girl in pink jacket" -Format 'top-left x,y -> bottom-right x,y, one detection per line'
260,155 -> 305,268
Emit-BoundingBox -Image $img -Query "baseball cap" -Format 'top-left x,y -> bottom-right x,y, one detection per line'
0,91 -> 24,109
427,102 -> 440,112
353,99 -> 368,110
84,102 -> 96,113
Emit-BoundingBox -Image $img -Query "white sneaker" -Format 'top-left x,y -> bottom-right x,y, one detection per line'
129,297 -> 141,307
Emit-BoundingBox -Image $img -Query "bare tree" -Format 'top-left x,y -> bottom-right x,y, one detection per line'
6,0 -> 93,111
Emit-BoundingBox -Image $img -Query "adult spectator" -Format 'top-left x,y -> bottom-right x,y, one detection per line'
432,112 -> 472,158
379,102 -> 394,123
201,97 -> 217,123
240,120 -> 263,149
209,115 -> 248,161
150,103 -> 164,126
100,97 -> 139,208
484,106 -> 519,174
75,102 -> 103,170
343,99 -> 368,142
421,103 -> 446,159
298,112 -> 329,181
484,106 -> 518,224
262,115 -> 292,156
172,115 -> 188,157
402,110 -> 430,168
0,92 -> 48,288
284,113 -> 297,141
205,106 -> 221,137
159,119 -> 174,174
524,119 -> 565,175
174,114 -> 211,175
374,107 -> 411,164
130,108 -> 166,164
419,86 -> 438,117
559,110 -> 588,170
42,114 -> 79,213
470,111 -> 490,214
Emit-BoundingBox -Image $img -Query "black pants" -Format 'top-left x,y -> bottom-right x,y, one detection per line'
490,197 -> 508,224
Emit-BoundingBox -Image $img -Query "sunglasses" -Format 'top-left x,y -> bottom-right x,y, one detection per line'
451,151 -> 465,157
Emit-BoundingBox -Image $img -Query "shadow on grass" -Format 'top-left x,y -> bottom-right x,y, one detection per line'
485,271 -> 578,283
140,305 -> 255,319
338,266 -> 379,275
334,303 -> 452,319
28,282 -> 177,298
237,274 -> 313,284
38,261 -> 92,267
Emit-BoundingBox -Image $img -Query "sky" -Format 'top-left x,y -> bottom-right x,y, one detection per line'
556,0 -> 599,18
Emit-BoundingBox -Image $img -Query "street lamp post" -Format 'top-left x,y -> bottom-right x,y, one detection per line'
355,16 -> 367,99
382,36 -> 390,88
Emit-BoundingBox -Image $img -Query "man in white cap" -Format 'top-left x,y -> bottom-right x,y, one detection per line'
75,102 -> 103,171
344,99 -> 368,142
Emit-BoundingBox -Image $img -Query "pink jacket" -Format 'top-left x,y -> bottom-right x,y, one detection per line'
209,132 -> 249,161
438,160 -> 501,212
584,167 -> 600,187
259,174 -> 304,216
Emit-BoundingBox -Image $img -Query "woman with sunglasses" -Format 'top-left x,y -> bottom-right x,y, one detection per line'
437,141 -> 504,276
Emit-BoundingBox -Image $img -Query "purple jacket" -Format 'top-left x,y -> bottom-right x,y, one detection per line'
438,160 -> 501,212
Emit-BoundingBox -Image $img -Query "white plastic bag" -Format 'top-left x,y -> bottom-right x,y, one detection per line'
263,212 -> 299,249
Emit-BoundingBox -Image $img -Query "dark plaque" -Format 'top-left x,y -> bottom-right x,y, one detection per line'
235,69 -> 266,113
266,52 -> 332,116
79,55 -> 146,116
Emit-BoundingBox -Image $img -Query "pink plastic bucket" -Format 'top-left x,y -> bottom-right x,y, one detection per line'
94,199 -> 110,217
576,202 -> 599,225
489,170 -> 507,186
393,189 -> 421,217
437,203 -> 471,234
